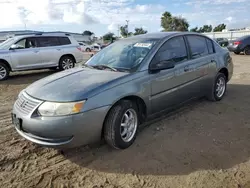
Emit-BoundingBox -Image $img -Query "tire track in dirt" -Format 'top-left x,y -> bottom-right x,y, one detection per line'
1,55 -> 250,188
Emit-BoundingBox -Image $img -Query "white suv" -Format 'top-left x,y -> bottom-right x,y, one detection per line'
0,33 -> 84,80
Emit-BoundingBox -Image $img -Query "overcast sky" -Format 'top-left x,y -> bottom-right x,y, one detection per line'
0,0 -> 249,36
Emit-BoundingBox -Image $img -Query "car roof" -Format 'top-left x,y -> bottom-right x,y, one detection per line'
125,32 -> 180,40
12,34 -> 71,40
122,31 -> 209,40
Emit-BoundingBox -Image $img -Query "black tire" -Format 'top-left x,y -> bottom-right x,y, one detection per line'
86,48 -> 91,52
0,62 -> 10,81
59,56 -> 75,71
244,46 -> 250,55
206,73 -> 227,102
234,52 -> 240,55
104,100 -> 139,150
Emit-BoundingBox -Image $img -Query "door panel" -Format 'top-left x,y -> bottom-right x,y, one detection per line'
176,35 -> 213,101
10,37 -> 41,70
150,36 -> 189,114
175,57 -> 210,101
150,69 -> 178,114
37,37 -> 63,67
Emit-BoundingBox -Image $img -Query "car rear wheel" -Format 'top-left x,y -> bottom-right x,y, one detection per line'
244,46 -> 250,55
86,48 -> 91,52
0,62 -> 10,81
59,56 -> 75,71
104,100 -> 139,149
206,73 -> 227,101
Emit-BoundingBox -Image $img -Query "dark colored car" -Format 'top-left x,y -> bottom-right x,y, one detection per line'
215,38 -> 229,47
227,35 -> 250,55
12,32 -> 233,150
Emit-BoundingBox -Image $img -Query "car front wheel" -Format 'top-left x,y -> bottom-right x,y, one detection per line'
104,100 -> 139,149
207,73 -> 227,101
0,62 -> 10,81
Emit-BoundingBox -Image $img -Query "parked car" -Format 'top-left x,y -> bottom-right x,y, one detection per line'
91,43 -> 101,51
0,33 -> 84,80
12,32 -> 233,150
79,42 -> 92,52
215,38 -> 229,47
227,35 -> 250,55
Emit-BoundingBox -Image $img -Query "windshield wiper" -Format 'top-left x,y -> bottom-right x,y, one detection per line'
92,64 -> 118,72
82,64 -> 94,69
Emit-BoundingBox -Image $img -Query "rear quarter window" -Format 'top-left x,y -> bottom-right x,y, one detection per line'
206,39 -> 215,54
58,37 -> 71,45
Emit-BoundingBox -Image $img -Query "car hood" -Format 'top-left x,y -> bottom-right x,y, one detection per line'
25,67 -> 129,102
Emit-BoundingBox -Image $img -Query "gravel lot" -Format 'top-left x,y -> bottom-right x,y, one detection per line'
1,53 -> 250,188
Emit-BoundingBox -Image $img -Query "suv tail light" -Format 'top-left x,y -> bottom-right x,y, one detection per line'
76,46 -> 82,51
233,41 -> 242,45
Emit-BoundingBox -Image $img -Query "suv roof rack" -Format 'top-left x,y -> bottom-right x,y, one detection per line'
33,32 -> 71,36
34,32 -> 44,35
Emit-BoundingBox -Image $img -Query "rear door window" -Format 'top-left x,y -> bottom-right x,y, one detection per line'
186,35 -> 209,59
37,37 -> 60,47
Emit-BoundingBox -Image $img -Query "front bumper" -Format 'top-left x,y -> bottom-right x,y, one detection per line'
12,97 -> 110,149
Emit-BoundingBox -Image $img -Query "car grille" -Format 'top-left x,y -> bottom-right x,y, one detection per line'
15,92 -> 42,115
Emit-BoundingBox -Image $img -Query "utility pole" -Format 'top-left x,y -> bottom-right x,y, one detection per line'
126,20 -> 129,37
117,24 -> 120,38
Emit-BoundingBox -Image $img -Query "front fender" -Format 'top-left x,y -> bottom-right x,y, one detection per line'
82,71 -> 152,114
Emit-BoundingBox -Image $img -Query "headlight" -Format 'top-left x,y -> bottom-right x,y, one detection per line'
38,100 -> 85,117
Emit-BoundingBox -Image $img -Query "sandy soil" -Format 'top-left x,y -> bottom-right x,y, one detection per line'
1,53 -> 250,188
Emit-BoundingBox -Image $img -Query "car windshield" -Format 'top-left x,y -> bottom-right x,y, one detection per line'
86,38 -> 159,72
0,38 -> 15,50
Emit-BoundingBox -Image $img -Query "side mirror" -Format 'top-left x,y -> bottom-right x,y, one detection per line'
10,44 -> 19,50
149,60 -> 175,72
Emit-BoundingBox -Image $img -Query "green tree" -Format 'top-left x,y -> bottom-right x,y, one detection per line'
120,25 -> 133,38
103,32 -> 115,41
213,24 -> 226,32
161,11 -> 189,31
190,27 -> 199,32
134,27 -> 148,35
198,25 -> 213,33
82,30 -> 94,36
190,25 -> 213,33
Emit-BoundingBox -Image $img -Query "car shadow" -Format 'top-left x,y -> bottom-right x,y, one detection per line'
1,70 -> 57,85
64,83 -> 250,176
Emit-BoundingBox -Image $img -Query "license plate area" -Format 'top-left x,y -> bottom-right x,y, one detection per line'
11,113 -> 22,130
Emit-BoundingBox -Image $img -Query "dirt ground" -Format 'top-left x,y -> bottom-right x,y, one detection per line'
1,53 -> 250,188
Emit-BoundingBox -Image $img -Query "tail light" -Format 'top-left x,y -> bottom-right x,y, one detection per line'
76,46 -> 82,51
233,41 -> 242,45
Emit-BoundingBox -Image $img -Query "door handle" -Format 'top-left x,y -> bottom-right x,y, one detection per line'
184,66 -> 190,72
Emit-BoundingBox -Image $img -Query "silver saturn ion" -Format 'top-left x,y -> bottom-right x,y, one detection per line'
0,33 -> 83,80
12,32 -> 233,150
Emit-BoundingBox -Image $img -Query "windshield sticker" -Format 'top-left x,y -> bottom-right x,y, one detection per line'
134,43 -> 152,48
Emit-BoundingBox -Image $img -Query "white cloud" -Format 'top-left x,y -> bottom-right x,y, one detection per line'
0,0 -> 164,33
225,16 -> 233,22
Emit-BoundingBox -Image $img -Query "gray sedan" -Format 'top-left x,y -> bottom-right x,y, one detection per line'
12,32 -> 234,150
